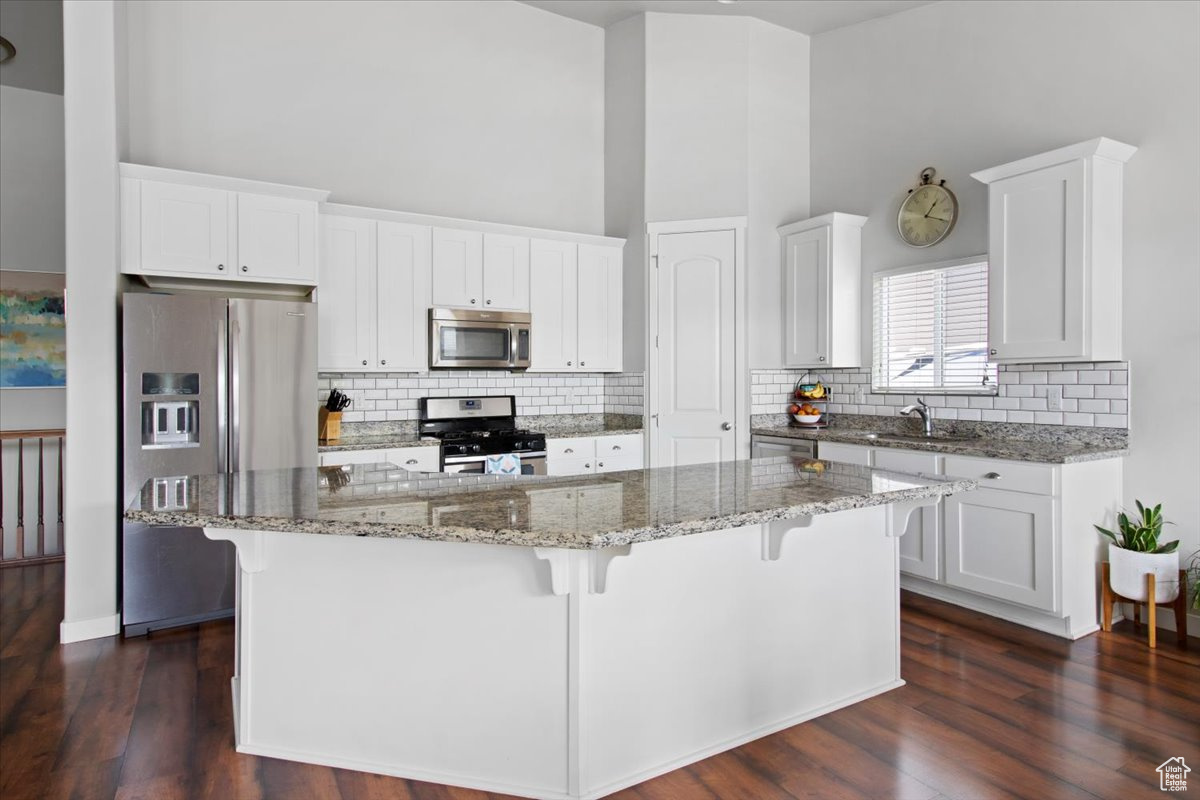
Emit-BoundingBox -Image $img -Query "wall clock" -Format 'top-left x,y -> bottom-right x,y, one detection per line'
897,167 -> 958,247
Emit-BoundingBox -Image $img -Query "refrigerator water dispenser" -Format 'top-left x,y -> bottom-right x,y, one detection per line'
142,400 -> 200,448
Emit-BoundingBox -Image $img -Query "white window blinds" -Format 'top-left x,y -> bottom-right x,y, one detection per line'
872,260 -> 997,394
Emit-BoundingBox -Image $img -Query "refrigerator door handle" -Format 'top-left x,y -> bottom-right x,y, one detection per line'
217,319 -> 229,473
230,316 -> 241,474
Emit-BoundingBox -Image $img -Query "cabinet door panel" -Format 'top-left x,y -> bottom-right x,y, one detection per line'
874,449 -> 941,580
944,488 -> 1056,611
431,228 -> 483,308
783,227 -> 829,367
547,457 -> 594,477
816,442 -> 871,466
482,234 -> 530,311
576,244 -> 623,371
529,239 -> 577,371
140,181 -> 229,276
236,193 -> 317,283
377,222 -> 432,371
318,216 -> 375,371
988,160 -> 1085,361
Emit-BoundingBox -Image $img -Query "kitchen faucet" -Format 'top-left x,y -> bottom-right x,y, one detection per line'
900,398 -> 934,437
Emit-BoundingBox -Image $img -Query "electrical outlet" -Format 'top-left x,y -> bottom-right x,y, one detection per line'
1047,385 -> 1063,411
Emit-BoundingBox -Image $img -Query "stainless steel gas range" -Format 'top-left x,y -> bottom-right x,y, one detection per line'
418,395 -> 547,475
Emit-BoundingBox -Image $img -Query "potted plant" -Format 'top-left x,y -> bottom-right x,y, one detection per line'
1187,549 -> 1200,612
1096,501 -> 1180,603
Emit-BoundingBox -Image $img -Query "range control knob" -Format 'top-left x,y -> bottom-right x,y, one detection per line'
472,444 -> 483,454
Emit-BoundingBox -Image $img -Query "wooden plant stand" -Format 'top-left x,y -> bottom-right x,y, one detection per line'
1100,563 -> 1189,649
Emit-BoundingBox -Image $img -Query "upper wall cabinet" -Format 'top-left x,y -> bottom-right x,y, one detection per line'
529,240 -> 622,372
971,138 -> 1136,363
779,213 -> 867,369
318,215 -> 431,372
121,164 -> 329,289
431,229 -> 530,311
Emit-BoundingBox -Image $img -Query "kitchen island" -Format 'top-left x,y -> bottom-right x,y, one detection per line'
126,458 -> 974,800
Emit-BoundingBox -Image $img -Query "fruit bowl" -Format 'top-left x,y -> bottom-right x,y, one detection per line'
792,413 -> 822,424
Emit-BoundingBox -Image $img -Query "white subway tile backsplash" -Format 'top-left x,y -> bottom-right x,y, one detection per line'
748,361 -> 1129,430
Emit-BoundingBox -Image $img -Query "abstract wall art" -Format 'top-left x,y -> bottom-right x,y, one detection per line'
0,270 -> 66,388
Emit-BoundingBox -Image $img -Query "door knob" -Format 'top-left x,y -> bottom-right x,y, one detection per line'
722,422 -> 733,431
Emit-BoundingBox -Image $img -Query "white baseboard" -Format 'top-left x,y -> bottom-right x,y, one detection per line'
59,612 -> 120,643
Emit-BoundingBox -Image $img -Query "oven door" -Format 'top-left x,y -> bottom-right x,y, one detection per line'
442,452 -> 547,476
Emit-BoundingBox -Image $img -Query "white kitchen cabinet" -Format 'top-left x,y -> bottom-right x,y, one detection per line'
236,193 -> 317,283
137,180 -> 230,277
318,215 -> 431,372
547,434 -> 643,476
431,227 -> 484,308
815,441 -> 871,466
482,233 -> 530,311
778,213 -> 866,369
971,138 -> 1136,363
530,241 -> 623,373
431,229 -> 530,311
376,221 -> 432,370
529,239 -> 578,370
121,164 -> 328,288
944,488 -> 1056,611
319,446 -> 439,472
318,216 -> 375,371
874,448 -> 940,581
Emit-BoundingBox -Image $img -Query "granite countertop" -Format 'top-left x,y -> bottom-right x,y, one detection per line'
318,416 -> 644,453
750,423 -> 1128,464
125,458 -> 975,550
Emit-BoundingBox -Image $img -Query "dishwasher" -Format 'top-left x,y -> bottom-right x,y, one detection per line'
751,434 -> 817,459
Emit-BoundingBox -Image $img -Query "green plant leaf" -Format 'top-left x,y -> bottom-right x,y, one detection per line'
1154,540 -> 1179,554
1094,525 -> 1117,543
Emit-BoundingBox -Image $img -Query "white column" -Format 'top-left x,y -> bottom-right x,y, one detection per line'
60,0 -> 123,643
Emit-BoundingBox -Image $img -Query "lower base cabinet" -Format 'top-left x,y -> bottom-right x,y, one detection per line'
548,433 -> 643,476
319,446 -> 440,472
816,441 -> 1121,639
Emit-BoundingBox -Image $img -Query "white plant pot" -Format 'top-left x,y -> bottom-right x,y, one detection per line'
1108,544 -> 1180,603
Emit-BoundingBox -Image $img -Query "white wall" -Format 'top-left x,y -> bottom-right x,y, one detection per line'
0,85 -> 67,431
124,0 -> 604,233
605,14 -> 647,372
812,0 -> 1200,620
747,20 -> 810,369
60,0 -> 124,642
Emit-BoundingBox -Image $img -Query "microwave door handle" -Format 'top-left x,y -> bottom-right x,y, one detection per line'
510,325 -> 518,367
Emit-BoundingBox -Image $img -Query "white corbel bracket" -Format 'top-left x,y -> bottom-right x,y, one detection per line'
204,527 -> 268,573
886,497 -> 940,537
762,516 -> 813,561
534,545 -> 634,596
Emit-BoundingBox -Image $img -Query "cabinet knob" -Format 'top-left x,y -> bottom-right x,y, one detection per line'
612,445 -> 621,451
984,472 -> 1002,480
380,359 -> 387,366
585,463 -> 591,469
486,299 -> 492,305
580,361 -> 586,367
217,263 -> 225,271
406,459 -> 418,465
470,298 -> 477,304
567,361 -> 572,366
990,348 -> 997,355
564,448 -> 574,454
362,360 -> 368,366
818,356 -> 826,362
598,462 -> 604,468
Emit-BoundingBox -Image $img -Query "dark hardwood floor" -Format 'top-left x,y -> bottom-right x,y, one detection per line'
2,563 -> 1196,799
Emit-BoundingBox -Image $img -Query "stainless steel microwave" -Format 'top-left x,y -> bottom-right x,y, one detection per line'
429,308 -> 531,370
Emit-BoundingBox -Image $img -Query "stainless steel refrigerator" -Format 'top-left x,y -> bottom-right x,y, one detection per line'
122,292 -> 317,635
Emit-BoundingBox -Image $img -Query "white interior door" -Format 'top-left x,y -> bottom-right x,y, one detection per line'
652,229 -> 737,467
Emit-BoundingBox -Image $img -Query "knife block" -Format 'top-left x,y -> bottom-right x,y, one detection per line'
318,408 -> 342,443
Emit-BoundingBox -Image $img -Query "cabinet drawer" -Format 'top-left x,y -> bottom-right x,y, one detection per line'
595,434 -> 642,459
548,437 -> 595,460
943,455 -> 1056,496
320,448 -> 390,467
817,441 -> 872,466
388,446 -> 440,472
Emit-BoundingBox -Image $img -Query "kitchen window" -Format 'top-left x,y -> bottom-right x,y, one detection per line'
872,257 -> 997,394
